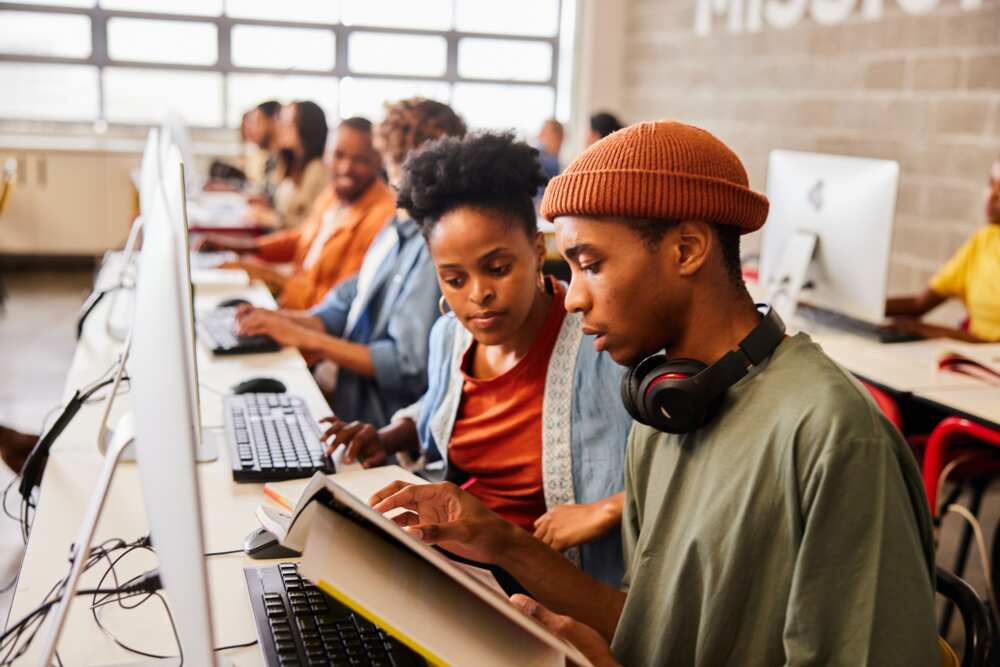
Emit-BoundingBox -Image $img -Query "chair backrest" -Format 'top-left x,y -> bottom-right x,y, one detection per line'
936,566 -> 993,667
923,417 -> 1000,514
861,381 -> 903,431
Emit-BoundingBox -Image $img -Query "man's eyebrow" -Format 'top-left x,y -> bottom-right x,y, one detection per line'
562,243 -> 595,262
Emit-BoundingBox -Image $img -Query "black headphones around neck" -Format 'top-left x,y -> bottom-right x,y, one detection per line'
620,304 -> 786,434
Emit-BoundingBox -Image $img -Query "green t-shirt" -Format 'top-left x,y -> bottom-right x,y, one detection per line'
611,333 -> 937,666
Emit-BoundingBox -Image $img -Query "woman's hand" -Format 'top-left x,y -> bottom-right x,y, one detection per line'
369,481 -> 517,564
320,415 -> 386,468
509,596 -> 621,667
235,307 -> 311,348
533,495 -> 623,552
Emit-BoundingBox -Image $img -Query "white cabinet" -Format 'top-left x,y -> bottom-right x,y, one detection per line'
0,142 -> 138,255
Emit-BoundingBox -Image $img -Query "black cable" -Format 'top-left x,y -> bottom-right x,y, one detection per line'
0,536 -> 153,664
215,639 -> 259,651
204,548 -> 243,557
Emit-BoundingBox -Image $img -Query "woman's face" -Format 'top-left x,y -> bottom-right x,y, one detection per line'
427,206 -> 545,347
275,104 -> 301,152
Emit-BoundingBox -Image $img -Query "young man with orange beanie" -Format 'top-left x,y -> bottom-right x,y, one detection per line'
367,121 -> 938,665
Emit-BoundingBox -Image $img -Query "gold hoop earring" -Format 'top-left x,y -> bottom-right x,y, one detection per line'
438,295 -> 449,317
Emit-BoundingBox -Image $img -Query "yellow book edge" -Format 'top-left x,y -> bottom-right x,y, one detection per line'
315,577 -> 448,667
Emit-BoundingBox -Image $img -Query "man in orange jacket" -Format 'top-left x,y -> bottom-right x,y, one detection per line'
197,117 -> 396,311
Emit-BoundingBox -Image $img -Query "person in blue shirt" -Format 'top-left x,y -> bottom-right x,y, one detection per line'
236,98 -> 467,427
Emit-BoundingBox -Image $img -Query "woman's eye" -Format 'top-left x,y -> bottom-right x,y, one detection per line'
443,276 -> 464,288
488,263 -> 512,276
581,261 -> 602,275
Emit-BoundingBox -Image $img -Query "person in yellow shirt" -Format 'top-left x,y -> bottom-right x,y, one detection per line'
885,155 -> 1000,342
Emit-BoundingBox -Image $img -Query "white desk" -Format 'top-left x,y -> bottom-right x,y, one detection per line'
8,265 -> 328,665
793,323 -> 1000,429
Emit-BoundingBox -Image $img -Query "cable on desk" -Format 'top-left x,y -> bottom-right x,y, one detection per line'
204,547 -> 243,557
0,535 -> 154,664
215,638 -> 259,651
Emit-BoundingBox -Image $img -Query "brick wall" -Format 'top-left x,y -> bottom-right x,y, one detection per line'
621,0 -> 1000,295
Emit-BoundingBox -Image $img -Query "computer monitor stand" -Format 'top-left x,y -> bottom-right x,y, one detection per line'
764,229 -> 817,324
95,333 -> 218,464
36,422 -> 232,667
100,414 -> 221,463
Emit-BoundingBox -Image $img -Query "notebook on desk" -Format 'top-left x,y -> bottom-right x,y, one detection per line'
295,473 -> 592,667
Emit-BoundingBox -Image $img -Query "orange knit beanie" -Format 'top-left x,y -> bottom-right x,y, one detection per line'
541,120 -> 769,234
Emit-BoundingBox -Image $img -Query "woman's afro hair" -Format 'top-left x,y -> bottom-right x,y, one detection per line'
396,131 -> 546,238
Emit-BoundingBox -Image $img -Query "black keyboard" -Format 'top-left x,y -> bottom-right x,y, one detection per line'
244,563 -> 425,667
197,307 -> 281,355
225,393 -> 330,482
796,305 -> 924,344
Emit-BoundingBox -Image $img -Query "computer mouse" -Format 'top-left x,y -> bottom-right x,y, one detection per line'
217,297 -> 251,309
243,526 -> 300,560
232,377 -> 287,395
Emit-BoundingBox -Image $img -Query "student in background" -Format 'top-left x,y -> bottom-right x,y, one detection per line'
321,132 -> 630,588
197,117 -> 396,311
586,111 -> 623,147
535,119 -> 564,181
885,154 -> 1000,342
247,100 -> 329,230
368,121 -> 938,667
234,98 -> 466,427
244,100 -> 280,196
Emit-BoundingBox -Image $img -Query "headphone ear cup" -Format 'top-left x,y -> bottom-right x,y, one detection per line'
620,355 -> 668,425
640,358 -> 711,433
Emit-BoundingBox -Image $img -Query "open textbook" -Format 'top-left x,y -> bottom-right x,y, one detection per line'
262,468 -> 592,666
256,464 -> 424,553
937,343 -> 1000,386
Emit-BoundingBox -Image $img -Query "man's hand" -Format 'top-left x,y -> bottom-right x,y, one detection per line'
533,499 -> 621,552
369,481 -> 517,564
193,232 -> 256,253
321,415 -> 386,468
235,307 -> 311,348
509,596 -> 621,667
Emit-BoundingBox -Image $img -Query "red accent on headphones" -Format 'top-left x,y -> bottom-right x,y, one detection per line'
643,372 -> 691,401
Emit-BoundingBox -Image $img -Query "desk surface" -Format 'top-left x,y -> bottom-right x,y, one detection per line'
9,269 -> 325,665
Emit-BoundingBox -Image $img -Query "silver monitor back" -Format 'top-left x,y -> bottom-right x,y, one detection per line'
759,150 -> 899,324
131,183 -> 218,664
159,142 -> 218,461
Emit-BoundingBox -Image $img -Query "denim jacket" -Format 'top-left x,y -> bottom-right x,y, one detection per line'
310,216 -> 440,427
399,305 -> 631,588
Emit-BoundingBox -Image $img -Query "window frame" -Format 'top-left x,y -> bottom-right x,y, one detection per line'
0,1 -> 563,127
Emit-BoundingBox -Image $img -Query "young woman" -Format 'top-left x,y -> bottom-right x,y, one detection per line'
322,132 -> 631,587
886,154 -> 1000,341
247,100 -> 329,229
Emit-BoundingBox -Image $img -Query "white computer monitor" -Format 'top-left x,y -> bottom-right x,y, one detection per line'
129,182 -> 220,665
159,142 -> 218,462
759,150 -> 899,324
161,109 -> 200,191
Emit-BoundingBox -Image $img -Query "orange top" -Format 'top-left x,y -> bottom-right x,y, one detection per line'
255,180 -> 396,311
448,284 -> 567,531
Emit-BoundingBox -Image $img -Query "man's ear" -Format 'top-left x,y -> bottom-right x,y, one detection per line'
674,220 -> 712,278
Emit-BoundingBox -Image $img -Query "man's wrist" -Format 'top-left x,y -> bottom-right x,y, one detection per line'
495,521 -> 543,572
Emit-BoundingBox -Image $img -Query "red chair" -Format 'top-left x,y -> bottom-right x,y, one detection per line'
862,382 -> 903,431
923,418 -> 1000,515
922,417 -> 1000,639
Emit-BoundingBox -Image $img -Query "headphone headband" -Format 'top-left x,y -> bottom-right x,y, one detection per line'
620,303 -> 786,433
